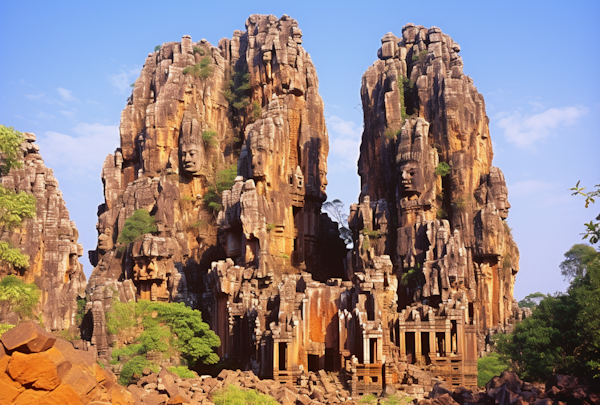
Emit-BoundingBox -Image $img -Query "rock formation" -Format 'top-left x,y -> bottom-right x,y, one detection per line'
0,132 -> 86,333
83,16 -> 523,397
0,321 -> 133,404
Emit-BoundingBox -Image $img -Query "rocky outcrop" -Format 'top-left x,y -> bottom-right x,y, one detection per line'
0,132 -> 86,333
0,321 -> 133,405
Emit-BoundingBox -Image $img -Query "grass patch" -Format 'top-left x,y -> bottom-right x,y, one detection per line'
360,394 -> 378,404
212,385 -> 278,405
169,366 -> 196,379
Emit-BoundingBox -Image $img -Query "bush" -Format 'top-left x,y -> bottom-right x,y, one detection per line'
183,56 -> 213,80
154,45 -> 161,52
360,228 -> 381,239
435,162 -> 451,177
202,130 -> 218,149
106,298 -> 137,335
477,352 -> 509,387
193,46 -> 205,56
251,101 -> 261,121
359,394 -> 378,404
212,385 -> 278,405
203,164 -> 237,215
0,275 -> 40,322
169,366 -> 196,379
119,355 -> 159,385
0,242 -> 29,269
0,185 -> 37,230
117,209 -> 157,246
0,125 -> 24,174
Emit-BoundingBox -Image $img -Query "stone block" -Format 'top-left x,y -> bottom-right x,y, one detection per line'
7,351 -> 60,390
1,321 -> 56,353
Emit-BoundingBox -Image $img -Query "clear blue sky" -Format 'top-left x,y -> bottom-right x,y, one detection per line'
1,0 -> 598,299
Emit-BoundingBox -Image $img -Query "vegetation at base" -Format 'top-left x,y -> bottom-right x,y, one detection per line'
495,244 -> 600,381
0,125 -> 25,174
212,385 -> 278,405
379,394 -> 415,405
0,323 -> 15,336
0,275 -> 40,322
359,394 -> 377,404
477,352 -> 509,387
518,292 -> 547,309
107,299 -> 220,385
435,162 -> 451,177
168,366 -> 196,379
203,164 -> 237,215
183,56 -> 213,80
202,130 -> 218,149
116,209 -> 158,247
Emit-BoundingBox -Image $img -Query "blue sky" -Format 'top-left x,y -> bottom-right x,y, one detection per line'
1,0 -> 598,299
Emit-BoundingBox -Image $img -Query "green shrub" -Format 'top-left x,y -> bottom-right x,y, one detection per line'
359,394 -> 378,404
385,128 -> 398,140
154,45 -> 161,52
193,46 -> 205,56
436,208 -> 447,219
111,343 -> 144,363
169,366 -> 196,379
0,185 -> 37,230
203,164 -> 237,215
183,56 -> 213,80
435,162 -> 451,177
202,130 -> 218,149
280,254 -> 290,260
400,264 -> 421,287
119,355 -> 159,385
397,76 -> 413,125
266,223 -> 276,232
360,229 -> 381,239
0,125 -> 25,174
0,242 -> 29,269
451,197 -> 468,212
106,298 -> 137,335
0,275 -> 40,322
227,69 -> 252,111
116,209 -> 158,246
130,83 -> 135,88
212,385 -> 278,405
0,323 -> 15,337
477,352 -> 510,387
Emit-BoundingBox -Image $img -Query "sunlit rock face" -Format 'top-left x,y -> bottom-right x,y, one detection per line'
346,23 -> 520,389
0,133 -> 86,333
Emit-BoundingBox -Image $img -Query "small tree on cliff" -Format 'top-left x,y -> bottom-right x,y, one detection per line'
322,199 -> 352,247
116,209 -> 158,247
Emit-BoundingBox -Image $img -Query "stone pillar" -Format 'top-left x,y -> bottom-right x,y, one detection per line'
415,331 -> 422,365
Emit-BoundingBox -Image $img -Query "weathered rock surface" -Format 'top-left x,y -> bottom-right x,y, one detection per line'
0,321 -> 133,405
0,132 -> 86,333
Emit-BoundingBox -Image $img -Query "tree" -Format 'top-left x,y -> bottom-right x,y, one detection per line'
117,209 -> 158,246
0,185 -> 37,230
0,125 -> 24,175
559,244 -> 597,280
0,275 -> 40,322
203,164 -> 237,215
322,199 -> 352,247
518,292 -> 547,309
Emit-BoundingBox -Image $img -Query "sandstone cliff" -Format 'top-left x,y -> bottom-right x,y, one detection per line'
0,132 -> 86,333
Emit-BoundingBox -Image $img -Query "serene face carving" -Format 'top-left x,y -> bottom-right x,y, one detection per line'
495,192 -> 511,219
182,145 -> 201,174
399,160 -> 423,195
98,227 -> 113,252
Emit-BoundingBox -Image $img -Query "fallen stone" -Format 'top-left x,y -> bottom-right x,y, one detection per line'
1,321 -> 56,353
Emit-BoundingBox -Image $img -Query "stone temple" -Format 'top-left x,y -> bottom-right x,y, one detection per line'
76,15 -> 526,396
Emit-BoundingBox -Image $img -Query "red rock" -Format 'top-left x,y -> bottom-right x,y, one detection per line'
1,321 -> 56,353
7,351 -> 60,390
36,383 -> 83,405
0,377 -> 24,404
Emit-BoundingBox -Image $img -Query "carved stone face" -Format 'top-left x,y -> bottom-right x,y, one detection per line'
399,160 -> 423,195
182,145 -> 201,174
98,228 -> 113,252
495,192 -> 511,219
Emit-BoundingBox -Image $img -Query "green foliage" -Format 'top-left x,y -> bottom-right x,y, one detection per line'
436,208 -> 447,219
0,125 -> 24,174
183,56 -> 213,80
570,182 -> 600,245
212,385 -> 278,405
477,352 -> 509,387
0,323 -> 15,336
154,45 -> 161,52
226,69 -> 252,110
56,328 -> 81,341
435,162 -> 451,177
0,185 -> 37,230
518,292 -> 547,309
97,359 -> 106,369
111,343 -> 144,363
130,83 -> 135,88
360,228 -> 381,239
106,299 -> 137,335
116,209 -> 158,246
169,366 -> 196,379
202,130 -> 218,149
0,242 -> 29,269
119,355 -> 159,385
400,264 -> 421,287
203,164 -> 237,215
359,394 -> 378,404
451,196 -> 468,212
560,243 -> 597,280
380,394 -> 415,405
193,46 -> 205,56
0,275 -> 40,322
280,254 -> 290,260
385,128 -> 399,140
251,101 -> 262,121
266,223 -> 276,232
76,296 -> 86,325
496,247 -> 600,380
412,49 -> 428,63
